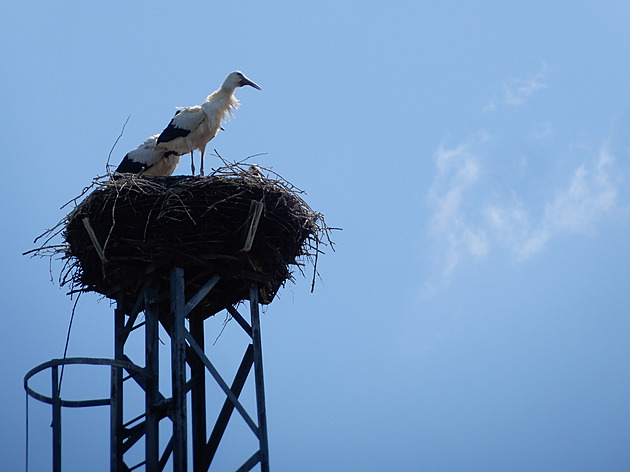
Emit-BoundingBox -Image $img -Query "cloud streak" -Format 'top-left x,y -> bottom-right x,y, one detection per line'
426,139 -> 488,283
502,64 -> 548,106
484,64 -> 548,111
426,138 -> 622,288
487,142 -> 618,260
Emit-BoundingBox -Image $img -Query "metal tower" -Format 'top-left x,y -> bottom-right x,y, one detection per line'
25,267 -> 271,471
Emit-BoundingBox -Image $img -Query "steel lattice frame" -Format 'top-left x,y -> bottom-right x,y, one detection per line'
25,267 -> 270,472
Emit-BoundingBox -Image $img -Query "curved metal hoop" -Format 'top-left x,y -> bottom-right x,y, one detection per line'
24,357 -> 145,408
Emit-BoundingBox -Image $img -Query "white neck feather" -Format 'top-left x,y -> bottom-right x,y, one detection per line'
203,89 -> 240,120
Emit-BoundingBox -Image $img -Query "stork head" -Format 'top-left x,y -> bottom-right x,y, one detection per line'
222,71 -> 261,91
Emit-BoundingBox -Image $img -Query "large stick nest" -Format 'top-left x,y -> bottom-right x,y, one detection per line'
29,163 -> 334,317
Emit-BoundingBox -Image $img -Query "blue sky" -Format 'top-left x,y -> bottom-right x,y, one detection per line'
2,1 -> 630,470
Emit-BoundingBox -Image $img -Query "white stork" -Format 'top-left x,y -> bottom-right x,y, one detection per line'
154,71 -> 261,176
114,134 -> 181,176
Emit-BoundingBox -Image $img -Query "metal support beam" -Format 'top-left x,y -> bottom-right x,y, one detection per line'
236,451 -> 262,472
145,287 -> 160,471
170,266 -> 188,472
184,275 -> 221,317
190,315 -> 207,472
184,331 -> 259,436
52,365 -> 61,472
250,285 -> 270,472
202,344 -> 254,470
111,300 -> 125,472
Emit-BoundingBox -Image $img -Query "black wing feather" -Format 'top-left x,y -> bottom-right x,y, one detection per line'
115,155 -> 147,174
157,110 -> 191,144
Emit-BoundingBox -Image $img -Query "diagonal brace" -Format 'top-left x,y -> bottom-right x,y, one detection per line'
183,330 -> 259,436
201,345 -> 254,470
184,274 -> 221,317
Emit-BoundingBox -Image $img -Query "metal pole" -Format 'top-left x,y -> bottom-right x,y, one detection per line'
52,364 -> 61,472
190,315 -> 207,472
111,300 -> 125,472
170,267 -> 188,472
250,285 -> 270,472
145,287 -> 160,471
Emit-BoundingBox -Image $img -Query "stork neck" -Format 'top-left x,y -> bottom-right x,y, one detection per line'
216,86 -> 236,97
203,88 -> 239,116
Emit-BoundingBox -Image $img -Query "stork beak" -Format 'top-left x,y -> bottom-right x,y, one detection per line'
241,77 -> 261,90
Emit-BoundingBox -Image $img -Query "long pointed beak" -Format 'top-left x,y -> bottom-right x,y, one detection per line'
241,77 -> 261,90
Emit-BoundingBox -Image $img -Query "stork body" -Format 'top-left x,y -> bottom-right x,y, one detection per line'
154,71 -> 261,176
115,134 -> 181,176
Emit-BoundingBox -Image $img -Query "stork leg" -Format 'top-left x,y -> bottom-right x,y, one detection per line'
200,149 -> 205,177
190,151 -> 195,175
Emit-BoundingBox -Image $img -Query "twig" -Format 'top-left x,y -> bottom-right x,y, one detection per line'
60,174 -> 108,211
213,149 -> 230,167
58,293 -> 81,394
213,312 -> 233,345
106,114 -> 131,173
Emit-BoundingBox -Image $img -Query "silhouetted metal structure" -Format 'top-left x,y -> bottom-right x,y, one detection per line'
25,269 -> 270,471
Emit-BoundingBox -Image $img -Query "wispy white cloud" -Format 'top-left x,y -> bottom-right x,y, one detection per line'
485,142 -> 618,260
503,64 -> 548,106
543,144 -> 616,233
426,139 -> 489,285
426,138 -> 622,288
483,197 -> 548,261
484,64 -> 548,111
